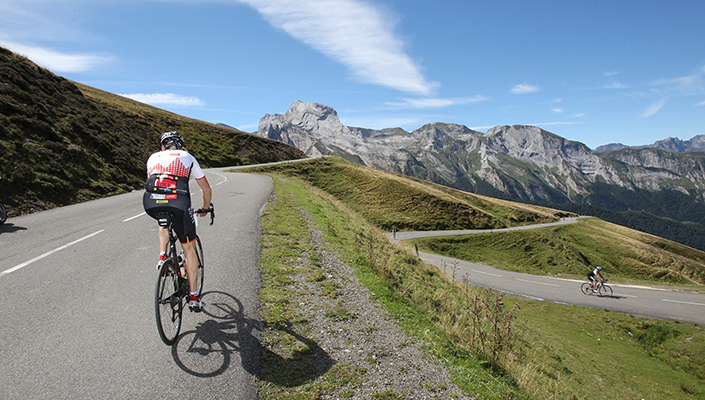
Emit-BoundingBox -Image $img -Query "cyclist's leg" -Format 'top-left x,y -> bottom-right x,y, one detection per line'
158,226 -> 169,254
175,207 -> 200,296
144,192 -> 176,263
182,242 -> 199,292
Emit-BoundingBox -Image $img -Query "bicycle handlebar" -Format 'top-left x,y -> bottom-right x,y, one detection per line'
195,203 -> 215,225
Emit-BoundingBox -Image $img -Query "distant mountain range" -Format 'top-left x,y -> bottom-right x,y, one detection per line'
595,135 -> 705,153
255,100 -> 705,250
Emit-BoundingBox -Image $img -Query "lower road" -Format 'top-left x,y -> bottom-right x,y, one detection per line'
391,220 -> 705,326
0,169 -> 267,400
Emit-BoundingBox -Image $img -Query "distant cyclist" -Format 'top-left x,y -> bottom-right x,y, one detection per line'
143,131 -> 212,311
587,266 -> 605,291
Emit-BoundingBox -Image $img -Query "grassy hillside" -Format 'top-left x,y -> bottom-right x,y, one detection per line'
250,157 -> 705,287
249,157 -> 574,231
413,217 -> 705,286
250,163 -> 705,399
0,47 -> 305,216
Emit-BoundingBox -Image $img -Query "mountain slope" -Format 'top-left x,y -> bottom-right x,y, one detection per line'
0,47 -> 305,215
255,101 -> 705,250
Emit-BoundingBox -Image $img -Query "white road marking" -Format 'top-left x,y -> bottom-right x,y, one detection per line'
1,230 -> 105,277
515,278 -> 560,287
471,269 -> 502,277
662,298 -> 705,307
123,212 -> 146,222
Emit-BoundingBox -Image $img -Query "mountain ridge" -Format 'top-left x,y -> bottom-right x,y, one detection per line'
255,101 -> 705,250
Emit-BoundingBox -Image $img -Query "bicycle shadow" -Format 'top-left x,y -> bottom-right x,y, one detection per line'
171,290 -> 261,377
0,223 -> 27,234
170,291 -> 335,384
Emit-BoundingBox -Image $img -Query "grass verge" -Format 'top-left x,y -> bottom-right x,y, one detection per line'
409,217 -> 705,286
253,166 -> 705,399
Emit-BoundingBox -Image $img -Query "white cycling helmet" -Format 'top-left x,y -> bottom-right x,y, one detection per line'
159,131 -> 184,149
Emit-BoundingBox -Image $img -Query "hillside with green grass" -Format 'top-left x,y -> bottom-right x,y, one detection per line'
249,156 -> 575,231
412,217 -> 705,286
248,158 -> 705,399
0,47 -> 305,216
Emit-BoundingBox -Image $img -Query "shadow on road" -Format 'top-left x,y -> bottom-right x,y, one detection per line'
171,290 -> 335,385
0,223 -> 27,234
171,290 -> 261,377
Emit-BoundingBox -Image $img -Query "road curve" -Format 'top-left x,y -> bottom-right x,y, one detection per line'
0,169 -> 269,400
390,219 -> 705,326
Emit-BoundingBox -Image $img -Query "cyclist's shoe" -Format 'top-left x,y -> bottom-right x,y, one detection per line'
189,295 -> 204,312
157,254 -> 168,270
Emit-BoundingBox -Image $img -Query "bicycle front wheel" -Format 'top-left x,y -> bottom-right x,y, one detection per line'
580,282 -> 593,295
0,202 -> 6,224
598,284 -> 613,297
155,259 -> 184,345
194,236 -> 204,295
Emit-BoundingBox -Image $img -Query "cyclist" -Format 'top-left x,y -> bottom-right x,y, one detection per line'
143,131 -> 212,311
587,266 -> 605,291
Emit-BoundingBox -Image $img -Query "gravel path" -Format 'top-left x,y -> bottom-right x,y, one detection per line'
285,211 -> 474,399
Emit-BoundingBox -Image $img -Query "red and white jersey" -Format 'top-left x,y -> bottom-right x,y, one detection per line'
146,149 -> 205,180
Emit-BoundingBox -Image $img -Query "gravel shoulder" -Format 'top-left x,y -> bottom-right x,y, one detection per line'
258,207 -> 474,399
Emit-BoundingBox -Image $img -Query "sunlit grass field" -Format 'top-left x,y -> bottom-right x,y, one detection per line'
247,157 -> 705,399
410,217 -> 705,286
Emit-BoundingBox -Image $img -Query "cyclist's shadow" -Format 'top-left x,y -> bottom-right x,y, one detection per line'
171,291 -> 334,384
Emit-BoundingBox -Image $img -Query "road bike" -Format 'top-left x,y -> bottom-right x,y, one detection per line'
154,204 -> 214,345
580,279 -> 613,297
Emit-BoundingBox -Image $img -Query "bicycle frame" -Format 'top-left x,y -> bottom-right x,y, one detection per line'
154,206 -> 211,345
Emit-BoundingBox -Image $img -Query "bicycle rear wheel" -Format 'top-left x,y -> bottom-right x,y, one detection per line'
155,259 -> 185,345
0,202 -> 6,224
194,236 -> 204,295
580,282 -> 593,295
598,284 -> 613,297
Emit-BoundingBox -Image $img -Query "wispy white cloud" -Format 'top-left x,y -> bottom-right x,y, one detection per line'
642,99 -> 666,118
237,0 -> 436,95
551,108 -> 564,113
604,70 -> 620,77
0,40 -> 112,73
696,100 -> 705,107
386,96 -> 488,109
603,81 -> 626,89
119,93 -> 206,107
510,83 -> 540,94
651,65 -> 705,95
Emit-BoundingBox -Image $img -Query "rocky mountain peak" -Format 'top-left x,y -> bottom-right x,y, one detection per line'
283,100 -> 343,132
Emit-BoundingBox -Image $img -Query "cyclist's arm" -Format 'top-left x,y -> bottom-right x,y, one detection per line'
195,176 -> 212,215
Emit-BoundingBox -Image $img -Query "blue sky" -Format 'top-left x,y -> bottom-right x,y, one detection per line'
1,0 -> 704,149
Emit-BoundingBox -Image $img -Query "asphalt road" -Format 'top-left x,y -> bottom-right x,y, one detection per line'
2,168 -> 704,399
0,169 -> 269,400
391,219 -> 705,326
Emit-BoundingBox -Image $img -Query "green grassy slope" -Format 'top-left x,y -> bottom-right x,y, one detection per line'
0,47 -> 305,216
413,217 -> 705,286
248,157 -> 574,231
250,157 -> 705,287
251,165 -> 705,400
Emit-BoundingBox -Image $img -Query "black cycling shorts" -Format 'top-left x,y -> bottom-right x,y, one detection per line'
143,191 -> 196,244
